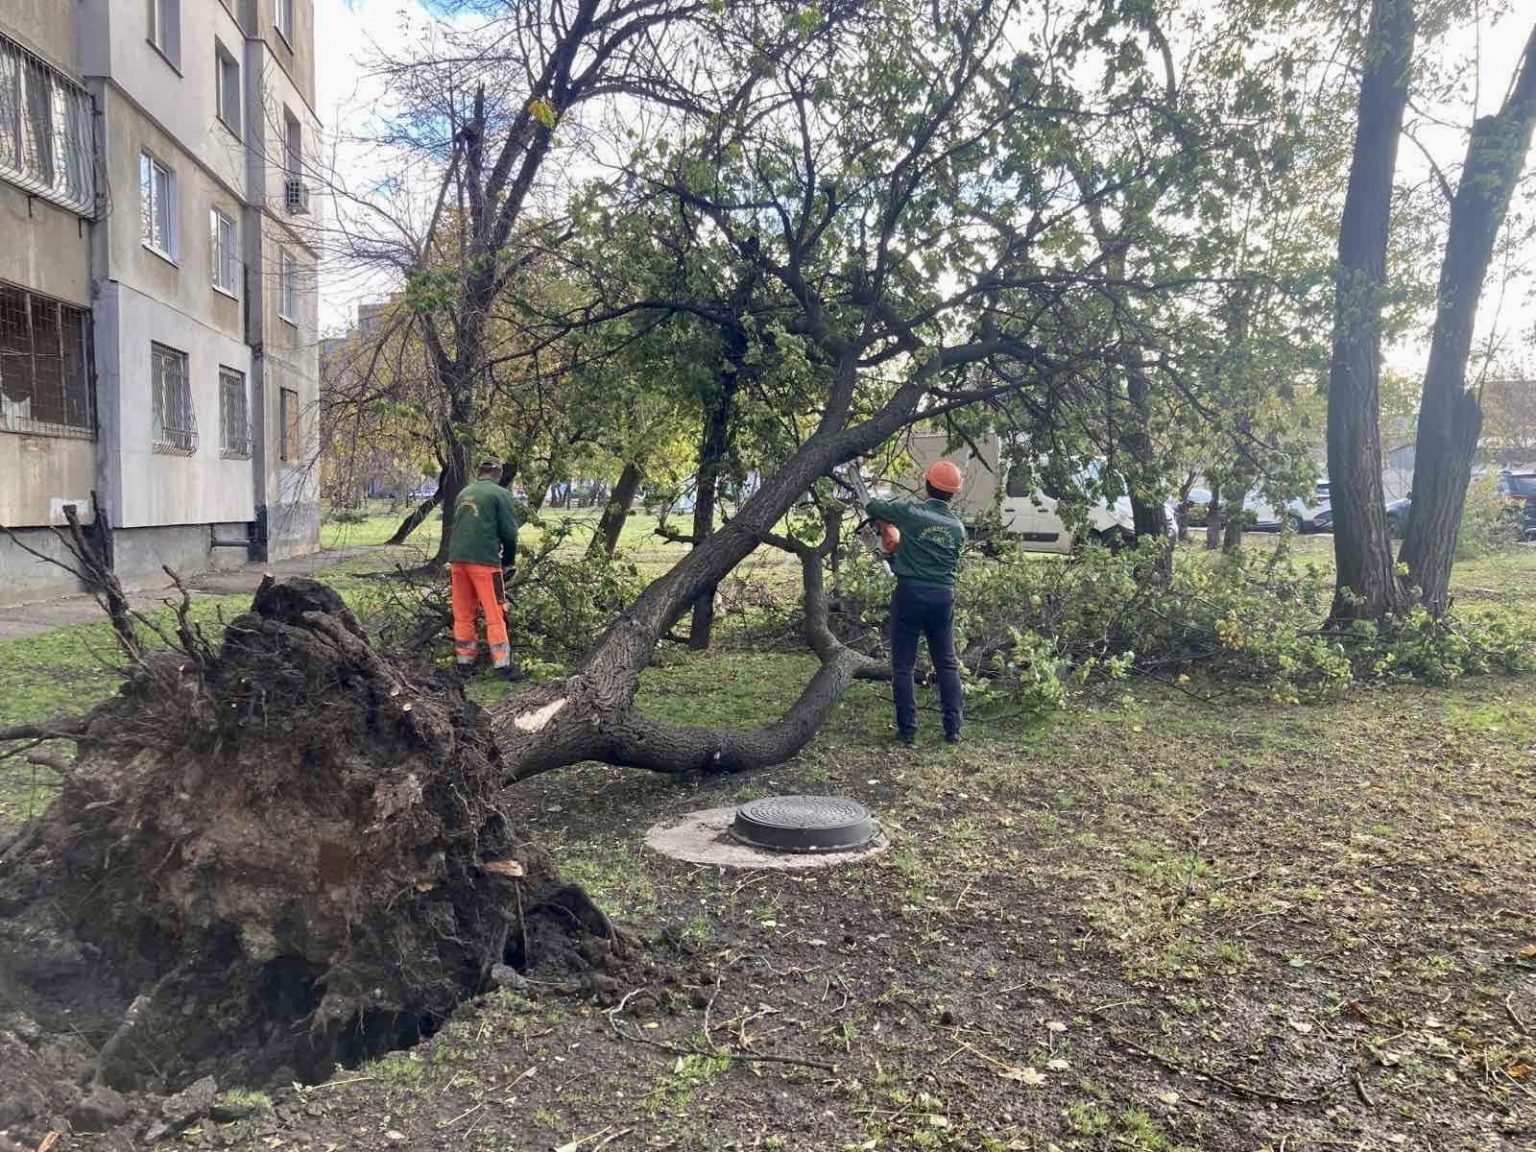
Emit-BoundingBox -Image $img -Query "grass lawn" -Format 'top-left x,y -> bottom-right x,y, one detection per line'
1,540 -> 1532,1149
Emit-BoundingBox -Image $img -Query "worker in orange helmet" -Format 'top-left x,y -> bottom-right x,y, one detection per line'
865,459 -> 967,746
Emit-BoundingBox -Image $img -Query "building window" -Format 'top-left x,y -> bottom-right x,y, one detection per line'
0,34 -> 95,216
219,366 -> 250,458
215,40 -> 240,136
151,342 -> 196,454
279,249 -> 298,323
211,207 -> 238,296
147,0 -> 181,67
140,152 -> 176,260
279,386 -> 300,462
0,281 -> 92,438
276,0 -> 294,45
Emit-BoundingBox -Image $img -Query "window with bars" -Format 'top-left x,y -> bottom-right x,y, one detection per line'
151,342 -> 196,454
211,207 -> 238,295
219,366 -> 250,458
141,152 -> 176,259
0,34 -> 95,216
279,386 -> 300,462
0,281 -> 92,438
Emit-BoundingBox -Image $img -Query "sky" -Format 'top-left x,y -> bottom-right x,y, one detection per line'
312,0 -> 1535,376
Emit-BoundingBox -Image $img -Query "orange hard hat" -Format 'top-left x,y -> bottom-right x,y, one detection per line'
923,459 -> 964,494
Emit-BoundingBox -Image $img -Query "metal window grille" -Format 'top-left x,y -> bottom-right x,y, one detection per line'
0,280 -> 93,438
0,34 -> 95,217
219,366 -> 250,459
151,342 -> 196,454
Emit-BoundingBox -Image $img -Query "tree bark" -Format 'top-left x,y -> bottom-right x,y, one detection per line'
482,344 -> 981,781
589,461 -> 644,558
1204,483 -> 1223,550
1326,0 -> 1414,622
1400,24 -> 1536,612
388,469 -> 443,545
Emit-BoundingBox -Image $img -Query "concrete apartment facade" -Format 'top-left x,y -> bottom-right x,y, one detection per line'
0,0 -> 320,605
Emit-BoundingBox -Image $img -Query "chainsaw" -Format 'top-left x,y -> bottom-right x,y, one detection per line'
833,464 -> 898,575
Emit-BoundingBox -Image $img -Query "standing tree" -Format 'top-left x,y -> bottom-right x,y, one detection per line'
1326,0 -> 1416,620
1399,24 -> 1536,611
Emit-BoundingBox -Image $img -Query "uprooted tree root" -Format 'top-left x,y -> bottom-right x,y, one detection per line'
0,578 -> 632,1135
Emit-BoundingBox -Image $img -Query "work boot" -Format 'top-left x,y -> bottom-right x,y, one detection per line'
456,663 -> 476,682
894,730 -> 916,748
945,732 -> 964,746
500,664 -> 528,684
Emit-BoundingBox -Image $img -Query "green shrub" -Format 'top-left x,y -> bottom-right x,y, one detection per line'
326,505 -> 370,525
1456,474 -> 1521,560
830,535 -> 1533,716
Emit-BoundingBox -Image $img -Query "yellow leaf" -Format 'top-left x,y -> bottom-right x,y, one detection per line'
529,98 -> 559,129
998,1065 -> 1046,1086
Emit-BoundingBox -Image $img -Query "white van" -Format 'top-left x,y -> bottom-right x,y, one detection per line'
905,431 -> 1175,553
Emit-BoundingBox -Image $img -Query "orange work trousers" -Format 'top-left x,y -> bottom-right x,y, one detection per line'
450,562 -> 511,668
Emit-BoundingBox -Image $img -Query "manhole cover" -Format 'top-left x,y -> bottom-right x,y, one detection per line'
730,795 -> 877,854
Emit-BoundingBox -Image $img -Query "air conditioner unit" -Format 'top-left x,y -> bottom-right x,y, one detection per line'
284,177 -> 310,215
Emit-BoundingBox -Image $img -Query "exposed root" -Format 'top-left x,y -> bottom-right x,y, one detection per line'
0,578 -> 630,1140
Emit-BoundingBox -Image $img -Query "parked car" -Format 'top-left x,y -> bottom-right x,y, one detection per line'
906,433 -> 1176,553
998,470 -> 1181,553
1183,488 -> 1330,533
1497,470 -> 1536,541
1385,497 -> 1411,538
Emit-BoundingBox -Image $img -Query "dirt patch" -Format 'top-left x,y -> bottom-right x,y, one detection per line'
0,579 -> 629,1146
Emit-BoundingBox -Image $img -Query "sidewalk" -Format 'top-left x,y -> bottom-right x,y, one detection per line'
0,546 -> 384,641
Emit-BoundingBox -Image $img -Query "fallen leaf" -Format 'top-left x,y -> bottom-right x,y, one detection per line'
1157,1091 -> 1180,1106
1046,1058 -> 1070,1072
998,1066 -> 1047,1086
1287,1018 -> 1314,1034
1377,1051 -> 1402,1067
1520,944 -> 1536,958
926,1115 -> 951,1129
1508,1064 -> 1531,1079
384,1132 -> 406,1143
1046,1021 -> 1068,1033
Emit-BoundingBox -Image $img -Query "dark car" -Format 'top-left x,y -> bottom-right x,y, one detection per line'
1498,471 -> 1536,541
1385,497 -> 1411,538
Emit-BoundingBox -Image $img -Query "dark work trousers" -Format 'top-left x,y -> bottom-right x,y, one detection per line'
890,579 -> 963,739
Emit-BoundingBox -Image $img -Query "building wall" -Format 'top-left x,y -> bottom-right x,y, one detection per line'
78,0 -> 249,195
0,0 -> 78,74
0,19 -> 97,540
94,281 -> 256,530
0,436 -> 96,527
97,91 -> 247,341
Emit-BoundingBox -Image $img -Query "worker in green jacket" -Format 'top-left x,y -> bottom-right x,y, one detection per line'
448,459 -> 522,679
865,460 -> 967,745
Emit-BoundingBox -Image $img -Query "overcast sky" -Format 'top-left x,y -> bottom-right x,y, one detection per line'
313,0 -> 1535,377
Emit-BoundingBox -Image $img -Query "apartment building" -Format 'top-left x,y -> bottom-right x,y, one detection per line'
0,0 -> 321,604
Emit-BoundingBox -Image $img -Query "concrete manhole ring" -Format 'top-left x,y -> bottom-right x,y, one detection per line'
644,805 -> 889,869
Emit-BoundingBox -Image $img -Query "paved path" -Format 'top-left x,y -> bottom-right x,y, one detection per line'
0,547 -> 384,641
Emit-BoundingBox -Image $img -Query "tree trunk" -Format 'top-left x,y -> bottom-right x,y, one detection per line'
1204,484 -> 1223,550
1400,25 -> 1536,612
688,369 -> 740,650
387,478 -> 442,546
1325,0 -> 1414,622
482,347 -> 962,781
430,426 -> 471,568
589,461 -> 644,558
